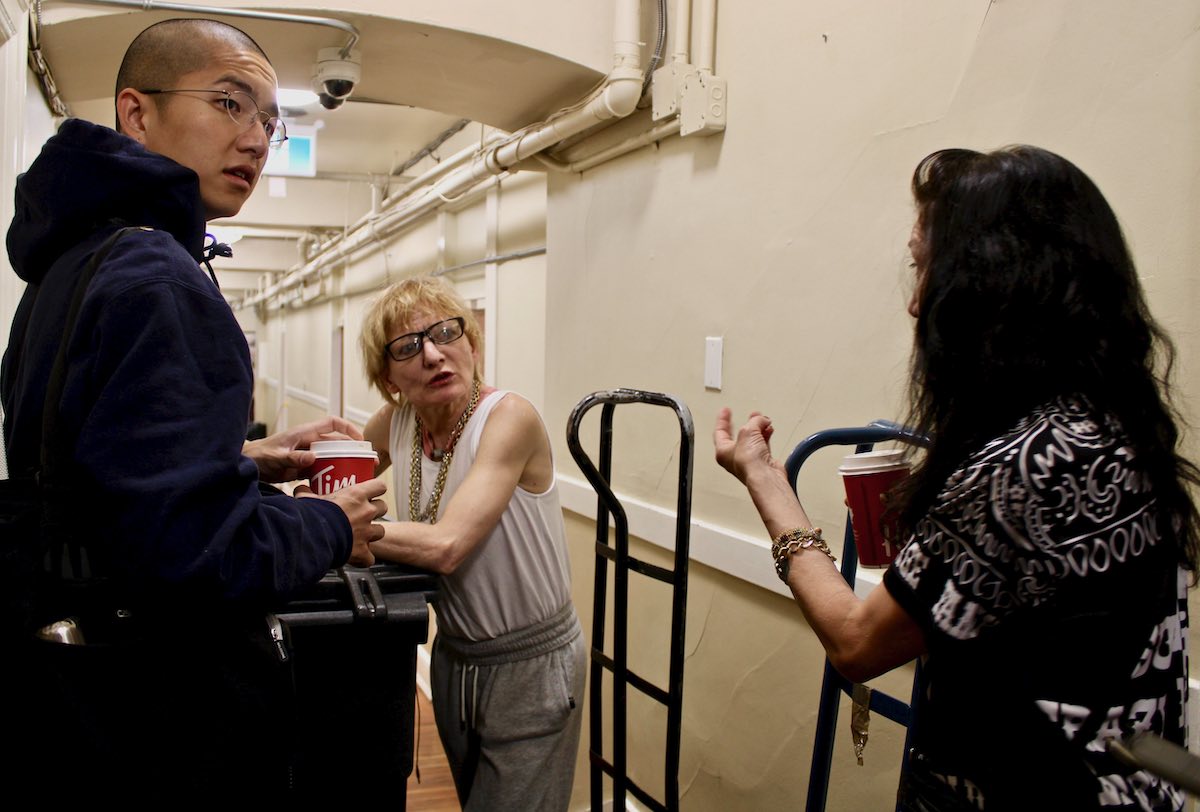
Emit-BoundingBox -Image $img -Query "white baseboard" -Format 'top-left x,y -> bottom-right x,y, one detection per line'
556,473 -> 884,600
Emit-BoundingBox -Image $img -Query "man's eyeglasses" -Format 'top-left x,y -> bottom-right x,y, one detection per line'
139,88 -> 288,148
384,317 -> 466,362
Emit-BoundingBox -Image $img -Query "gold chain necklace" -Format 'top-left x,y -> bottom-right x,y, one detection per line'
408,379 -> 481,524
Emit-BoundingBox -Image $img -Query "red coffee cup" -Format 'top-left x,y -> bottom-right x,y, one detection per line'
304,440 -> 379,495
839,449 -> 910,567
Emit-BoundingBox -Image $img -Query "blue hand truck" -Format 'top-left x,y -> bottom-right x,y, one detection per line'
784,420 -> 930,812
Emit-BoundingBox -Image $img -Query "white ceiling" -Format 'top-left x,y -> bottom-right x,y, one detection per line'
30,4 -> 610,294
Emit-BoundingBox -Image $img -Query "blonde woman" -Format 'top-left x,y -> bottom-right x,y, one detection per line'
360,275 -> 584,811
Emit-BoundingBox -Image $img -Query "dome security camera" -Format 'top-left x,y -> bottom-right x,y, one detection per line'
312,46 -> 361,110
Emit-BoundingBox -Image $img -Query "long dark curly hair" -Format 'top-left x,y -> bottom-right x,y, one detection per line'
895,145 -> 1199,572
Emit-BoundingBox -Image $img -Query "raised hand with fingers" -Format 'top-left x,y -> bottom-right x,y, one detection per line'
713,407 -> 784,485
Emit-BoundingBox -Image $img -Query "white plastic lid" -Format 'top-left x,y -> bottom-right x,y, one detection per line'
309,439 -> 379,460
838,448 -> 908,475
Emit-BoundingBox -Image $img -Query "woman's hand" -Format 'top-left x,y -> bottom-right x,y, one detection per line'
713,407 -> 784,484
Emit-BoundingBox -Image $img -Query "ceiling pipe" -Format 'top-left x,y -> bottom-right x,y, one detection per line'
535,0 -> 687,175
238,0 -> 645,311
693,0 -> 715,73
241,135 -> 504,307
672,0 -> 691,64
483,1 -> 641,173
388,118 -> 471,181
534,117 -> 681,175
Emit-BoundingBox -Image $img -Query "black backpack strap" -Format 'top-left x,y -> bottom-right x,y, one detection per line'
38,226 -> 144,580
40,226 -> 142,474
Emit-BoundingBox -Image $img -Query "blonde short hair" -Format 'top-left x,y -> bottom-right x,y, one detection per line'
360,275 -> 483,408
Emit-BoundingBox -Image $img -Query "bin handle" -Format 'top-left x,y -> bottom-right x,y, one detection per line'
337,566 -> 388,621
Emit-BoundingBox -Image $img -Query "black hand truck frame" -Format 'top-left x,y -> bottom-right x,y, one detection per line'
567,388 -> 694,812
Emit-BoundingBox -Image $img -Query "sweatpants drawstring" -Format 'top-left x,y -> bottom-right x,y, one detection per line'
471,666 -> 479,729
459,663 -> 480,731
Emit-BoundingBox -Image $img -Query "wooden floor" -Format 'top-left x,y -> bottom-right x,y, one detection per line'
407,689 -> 461,811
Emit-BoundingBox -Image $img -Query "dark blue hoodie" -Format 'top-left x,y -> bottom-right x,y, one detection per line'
1,119 -> 351,604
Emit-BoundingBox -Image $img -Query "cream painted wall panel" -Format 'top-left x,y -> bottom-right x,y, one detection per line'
494,255 -> 547,414
285,305 -> 332,399
253,314 -> 284,429
343,289 -> 378,423
497,171 -> 547,255
234,176 -> 375,231
217,238 -> 303,273
445,200 -> 487,269
287,399 -> 329,430
377,217 -> 445,283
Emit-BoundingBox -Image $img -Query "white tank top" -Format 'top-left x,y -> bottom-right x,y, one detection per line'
389,391 -> 573,640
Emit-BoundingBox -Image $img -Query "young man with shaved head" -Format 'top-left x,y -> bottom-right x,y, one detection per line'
1,19 -> 387,795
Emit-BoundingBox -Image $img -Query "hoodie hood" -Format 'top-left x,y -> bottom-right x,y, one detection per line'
7,118 -> 207,283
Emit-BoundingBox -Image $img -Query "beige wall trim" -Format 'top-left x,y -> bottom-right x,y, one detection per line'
344,405 -> 374,427
284,383 -> 327,412
557,473 -> 884,601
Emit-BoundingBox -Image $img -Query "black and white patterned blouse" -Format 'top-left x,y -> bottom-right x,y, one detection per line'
884,394 -> 1190,811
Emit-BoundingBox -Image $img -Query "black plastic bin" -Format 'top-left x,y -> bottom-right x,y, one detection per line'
272,564 -> 438,797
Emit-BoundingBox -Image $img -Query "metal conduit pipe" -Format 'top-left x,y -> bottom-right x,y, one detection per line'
482,72 -> 641,174
534,117 -> 681,175
240,0 -> 645,311
281,131 -> 505,279
388,118 -> 471,182
240,162 -> 509,309
288,130 -> 508,267
672,0 -> 692,64
534,0 -> 687,176
380,131 -> 504,208
310,132 -> 501,248
484,0 -> 642,172
694,0 -> 716,72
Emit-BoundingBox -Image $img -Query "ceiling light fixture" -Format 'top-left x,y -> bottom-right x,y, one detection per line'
277,88 -> 319,108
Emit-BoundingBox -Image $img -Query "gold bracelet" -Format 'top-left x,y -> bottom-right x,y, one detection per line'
771,526 -> 836,580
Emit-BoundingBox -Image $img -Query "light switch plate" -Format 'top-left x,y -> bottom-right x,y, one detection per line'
705,336 -> 723,390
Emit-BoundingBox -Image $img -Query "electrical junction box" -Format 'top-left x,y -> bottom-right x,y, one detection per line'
652,62 -> 696,121
680,72 -> 728,137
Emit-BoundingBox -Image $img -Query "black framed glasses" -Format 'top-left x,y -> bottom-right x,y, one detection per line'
384,317 -> 466,362
139,88 -> 288,148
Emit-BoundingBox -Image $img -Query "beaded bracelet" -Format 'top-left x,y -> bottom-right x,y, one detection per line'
771,526 -> 836,580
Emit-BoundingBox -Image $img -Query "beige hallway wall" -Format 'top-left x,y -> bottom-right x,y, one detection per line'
545,1 -> 1199,808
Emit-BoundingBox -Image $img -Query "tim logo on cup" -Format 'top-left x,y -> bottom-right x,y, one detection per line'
304,440 -> 379,496
311,464 -> 359,495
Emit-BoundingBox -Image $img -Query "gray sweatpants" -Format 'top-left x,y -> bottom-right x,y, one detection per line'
431,603 -> 586,812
